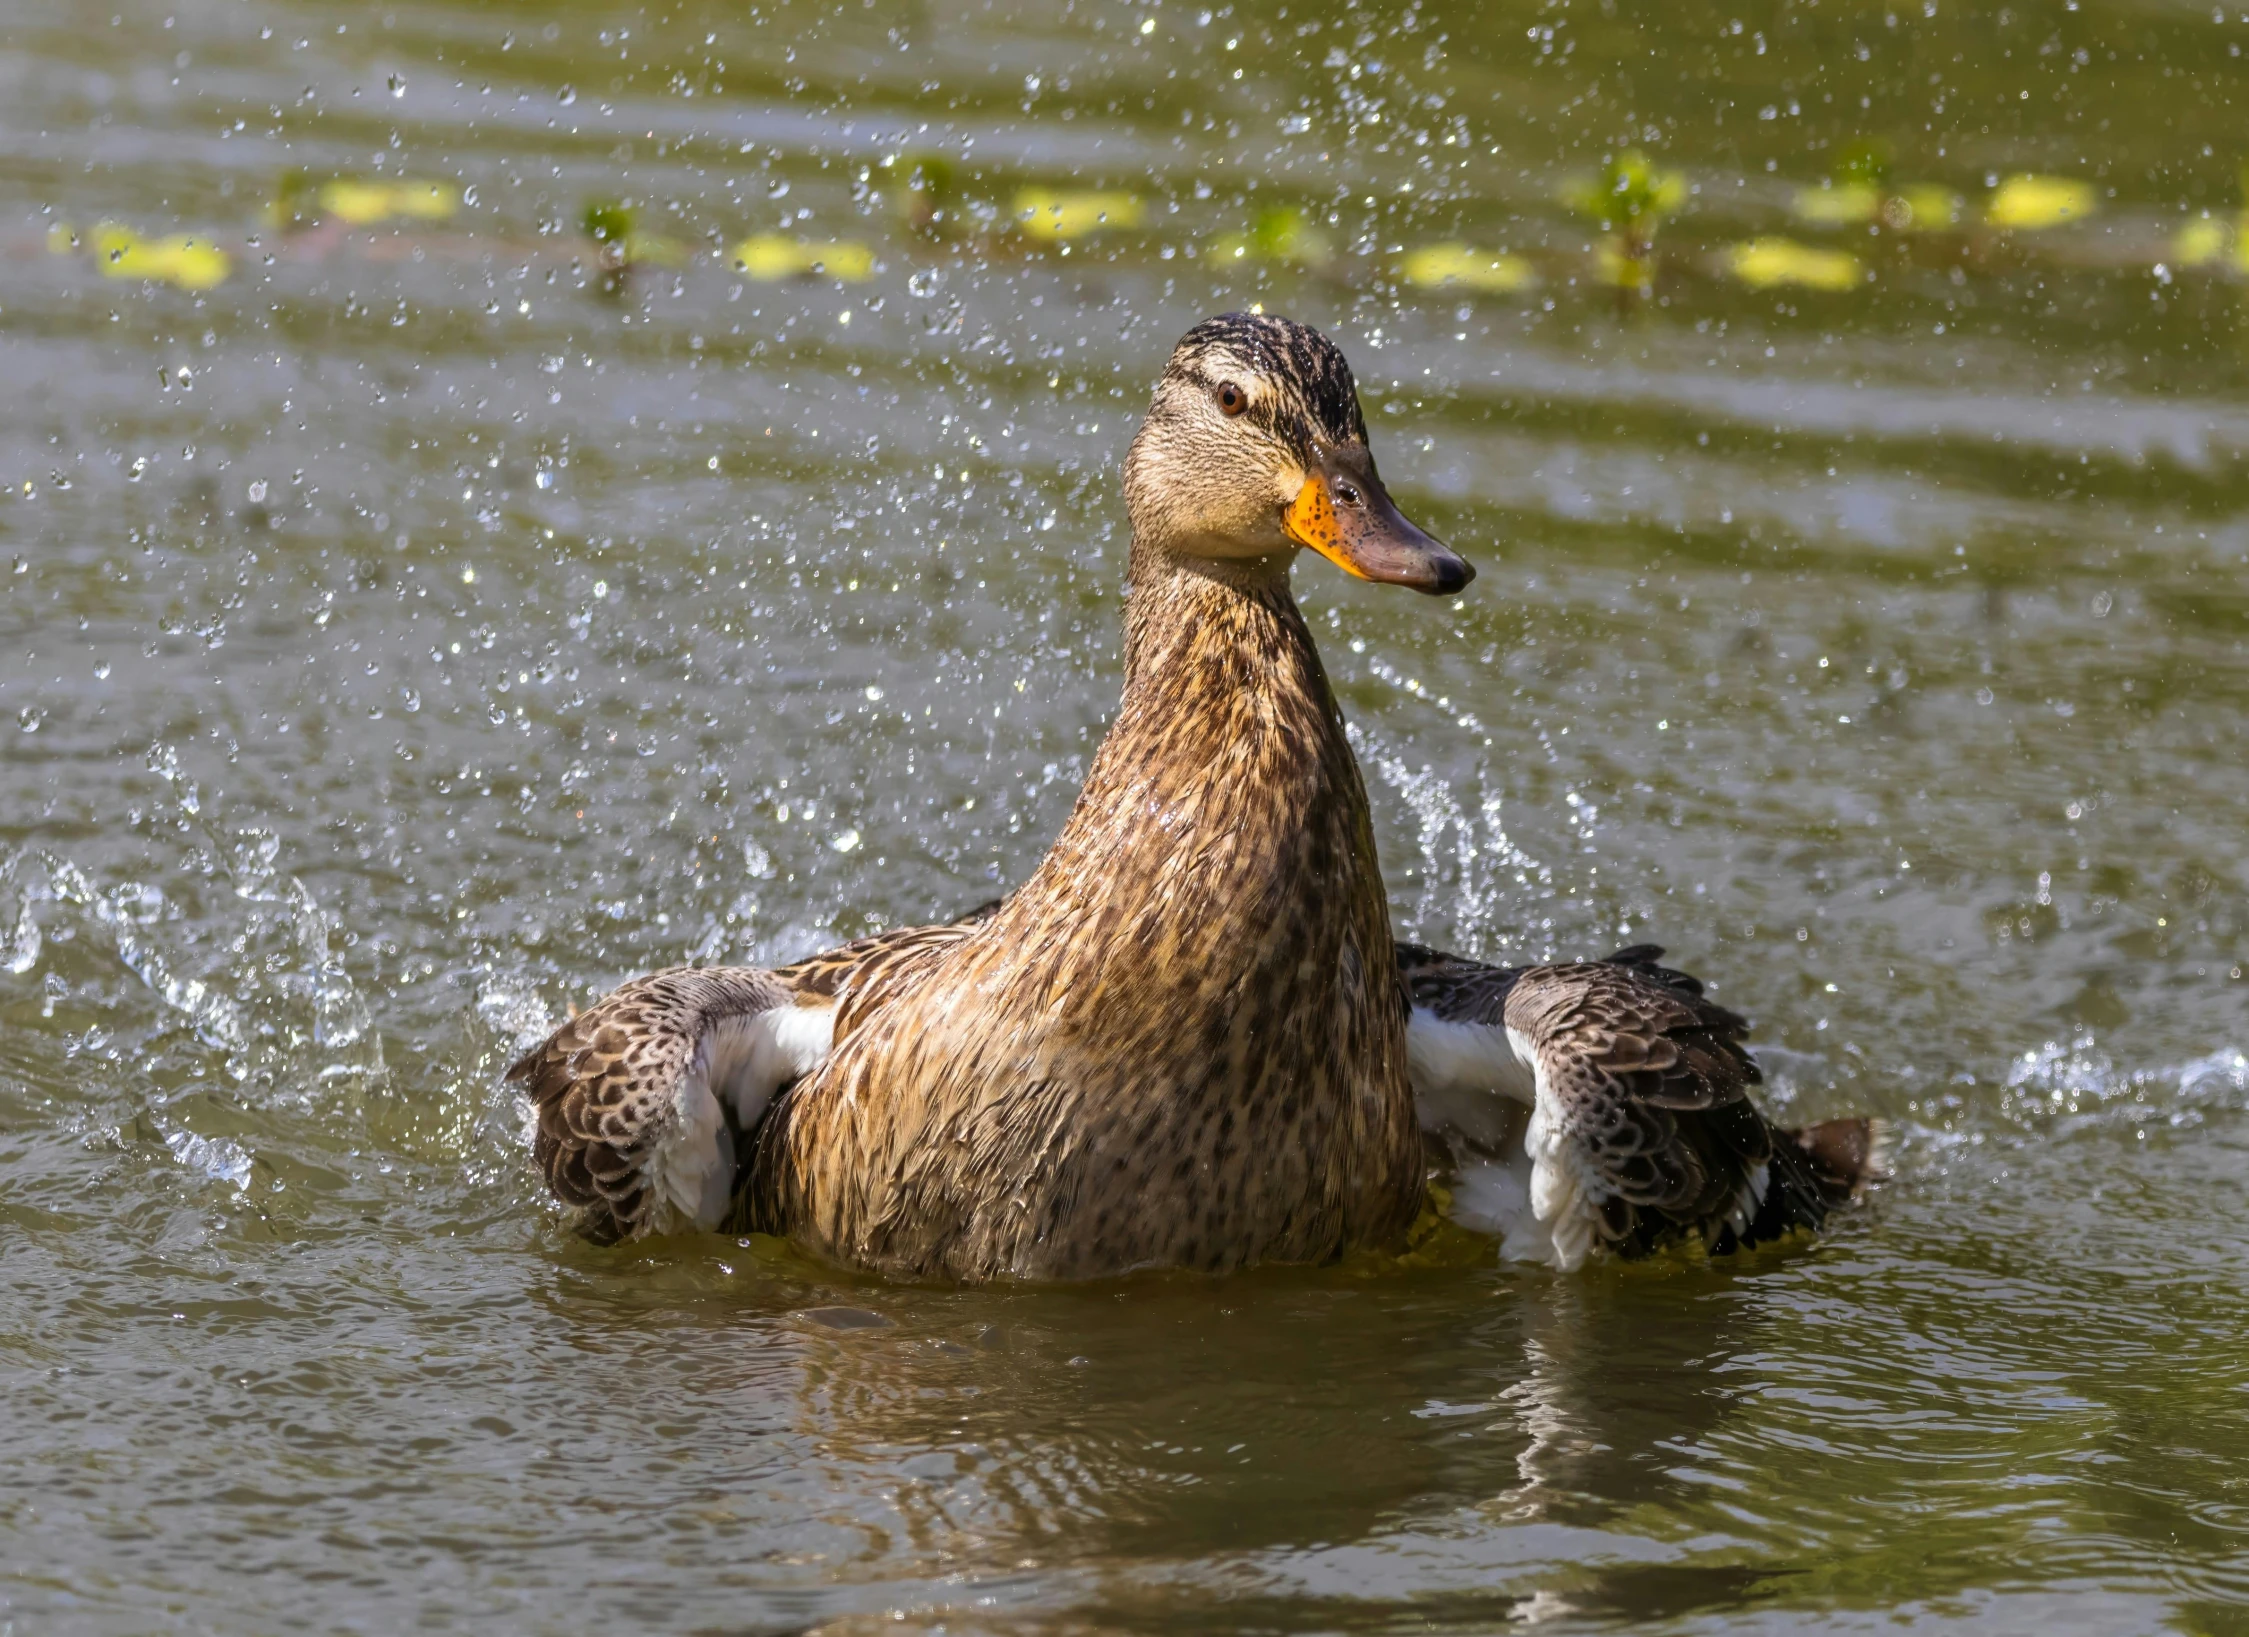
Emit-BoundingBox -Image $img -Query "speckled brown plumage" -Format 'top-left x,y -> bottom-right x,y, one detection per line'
773,919 -> 979,1008
739,552 -> 1424,1279
516,314 -> 1440,1279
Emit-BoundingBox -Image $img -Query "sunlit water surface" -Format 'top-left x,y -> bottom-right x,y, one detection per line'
3,0 -> 2247,1629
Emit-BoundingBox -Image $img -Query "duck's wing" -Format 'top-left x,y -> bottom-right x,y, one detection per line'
1400,942 -> 1885,1270
508,921 -> 975,1243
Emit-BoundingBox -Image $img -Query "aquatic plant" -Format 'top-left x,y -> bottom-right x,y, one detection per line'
887,153 -> 961,234
1985,174 -> 2098,230
729,234 -> 875,282
319,179 -> 456,226
266,170 -> 322,232
1010,188 -> 1145,241
581,200 -> 688,269
1396,243 -> 1535,294
1208,205 -> 1332,269
2172,164 -> 2249,272
582,199 -> 633,256
1561,149 -> 1686,295
1727,236 -> 1864,291
1791,141 -> 1960,231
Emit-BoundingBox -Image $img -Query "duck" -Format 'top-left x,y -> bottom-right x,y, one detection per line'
507,312 -> 1884,1280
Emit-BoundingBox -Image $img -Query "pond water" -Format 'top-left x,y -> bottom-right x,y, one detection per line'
4,0 -> 2247,1629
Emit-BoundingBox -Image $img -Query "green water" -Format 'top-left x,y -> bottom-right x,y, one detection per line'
3,0 -> 2247,1629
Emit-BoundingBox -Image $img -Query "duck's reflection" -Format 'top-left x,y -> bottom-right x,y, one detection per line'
757,1244 -> 1759,1586
536,1222 -> 1803,1625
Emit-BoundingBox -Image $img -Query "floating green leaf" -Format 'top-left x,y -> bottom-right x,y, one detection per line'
87,222 -> 231,290
1986,174 -> 2097,229
730,235 -> 875,282
1728,237 -> 1864,291
1208,205 -> 1332,268
1397,243 -> 1535,294
1010,188 -> 1144,241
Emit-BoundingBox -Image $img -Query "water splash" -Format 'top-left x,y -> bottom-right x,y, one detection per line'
473,969 -> 556,1052
162,1126 -> 253,1193
145,741 -> 201,817
0,851 -> 44,975
285,878 -> 377,1059
1352,724 -> 1558,959
2002,1034 -> 2249,1137
42,854 -> 251,1054
4,756 -> 388,1095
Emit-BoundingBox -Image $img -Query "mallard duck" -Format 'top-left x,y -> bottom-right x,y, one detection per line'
508,313 -> 1882,1279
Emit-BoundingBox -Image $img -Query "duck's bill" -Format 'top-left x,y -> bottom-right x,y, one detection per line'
1283,446 -> 1474,596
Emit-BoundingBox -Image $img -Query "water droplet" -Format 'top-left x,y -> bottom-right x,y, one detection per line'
165,1128 -> 253,1192
4,899 -> 39,975
558,85 -> 576,105
387,73 -> 405,97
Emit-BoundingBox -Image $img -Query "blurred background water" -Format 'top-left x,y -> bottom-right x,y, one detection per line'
3,0 -> 2247,1630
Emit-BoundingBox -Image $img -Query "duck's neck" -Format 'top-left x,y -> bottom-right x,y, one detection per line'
1003,541 -> 1385,996
1118,540 -> 1302,682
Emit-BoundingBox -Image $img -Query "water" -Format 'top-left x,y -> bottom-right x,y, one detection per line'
4,0 -> 2247,1628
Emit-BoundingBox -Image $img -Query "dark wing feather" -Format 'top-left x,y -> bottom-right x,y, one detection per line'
1404,941 -> 1884,1267
1396,939 -> 1528,1024
506,966 -> 796,1243
509,918 -> 977,1244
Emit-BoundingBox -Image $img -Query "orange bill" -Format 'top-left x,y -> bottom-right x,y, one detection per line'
1281,443 -> 1473,596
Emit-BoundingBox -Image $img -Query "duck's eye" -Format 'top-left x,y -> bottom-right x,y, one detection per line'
1214,381 -> 1248,417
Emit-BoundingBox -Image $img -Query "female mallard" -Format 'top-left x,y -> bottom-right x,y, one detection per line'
508,313 -> 1882,1279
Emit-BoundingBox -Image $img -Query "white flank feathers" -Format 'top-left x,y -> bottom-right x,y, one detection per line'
1519,1028 -> 1603,1272
1407,1007 -> 1595,1267
645,1002 -> 838,1236
699,1001 -> 836,1128
648,1073 -> 734,1233
1445,1150 -> 1559,1264
1405,1010 -> 1536,1143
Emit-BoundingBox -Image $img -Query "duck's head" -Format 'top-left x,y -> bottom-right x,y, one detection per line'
1124,312 -> 1473,596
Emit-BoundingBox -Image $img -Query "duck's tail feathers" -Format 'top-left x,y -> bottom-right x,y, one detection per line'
1788,1116 -> 1892,1205
1726,1115 -> 1888,1252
